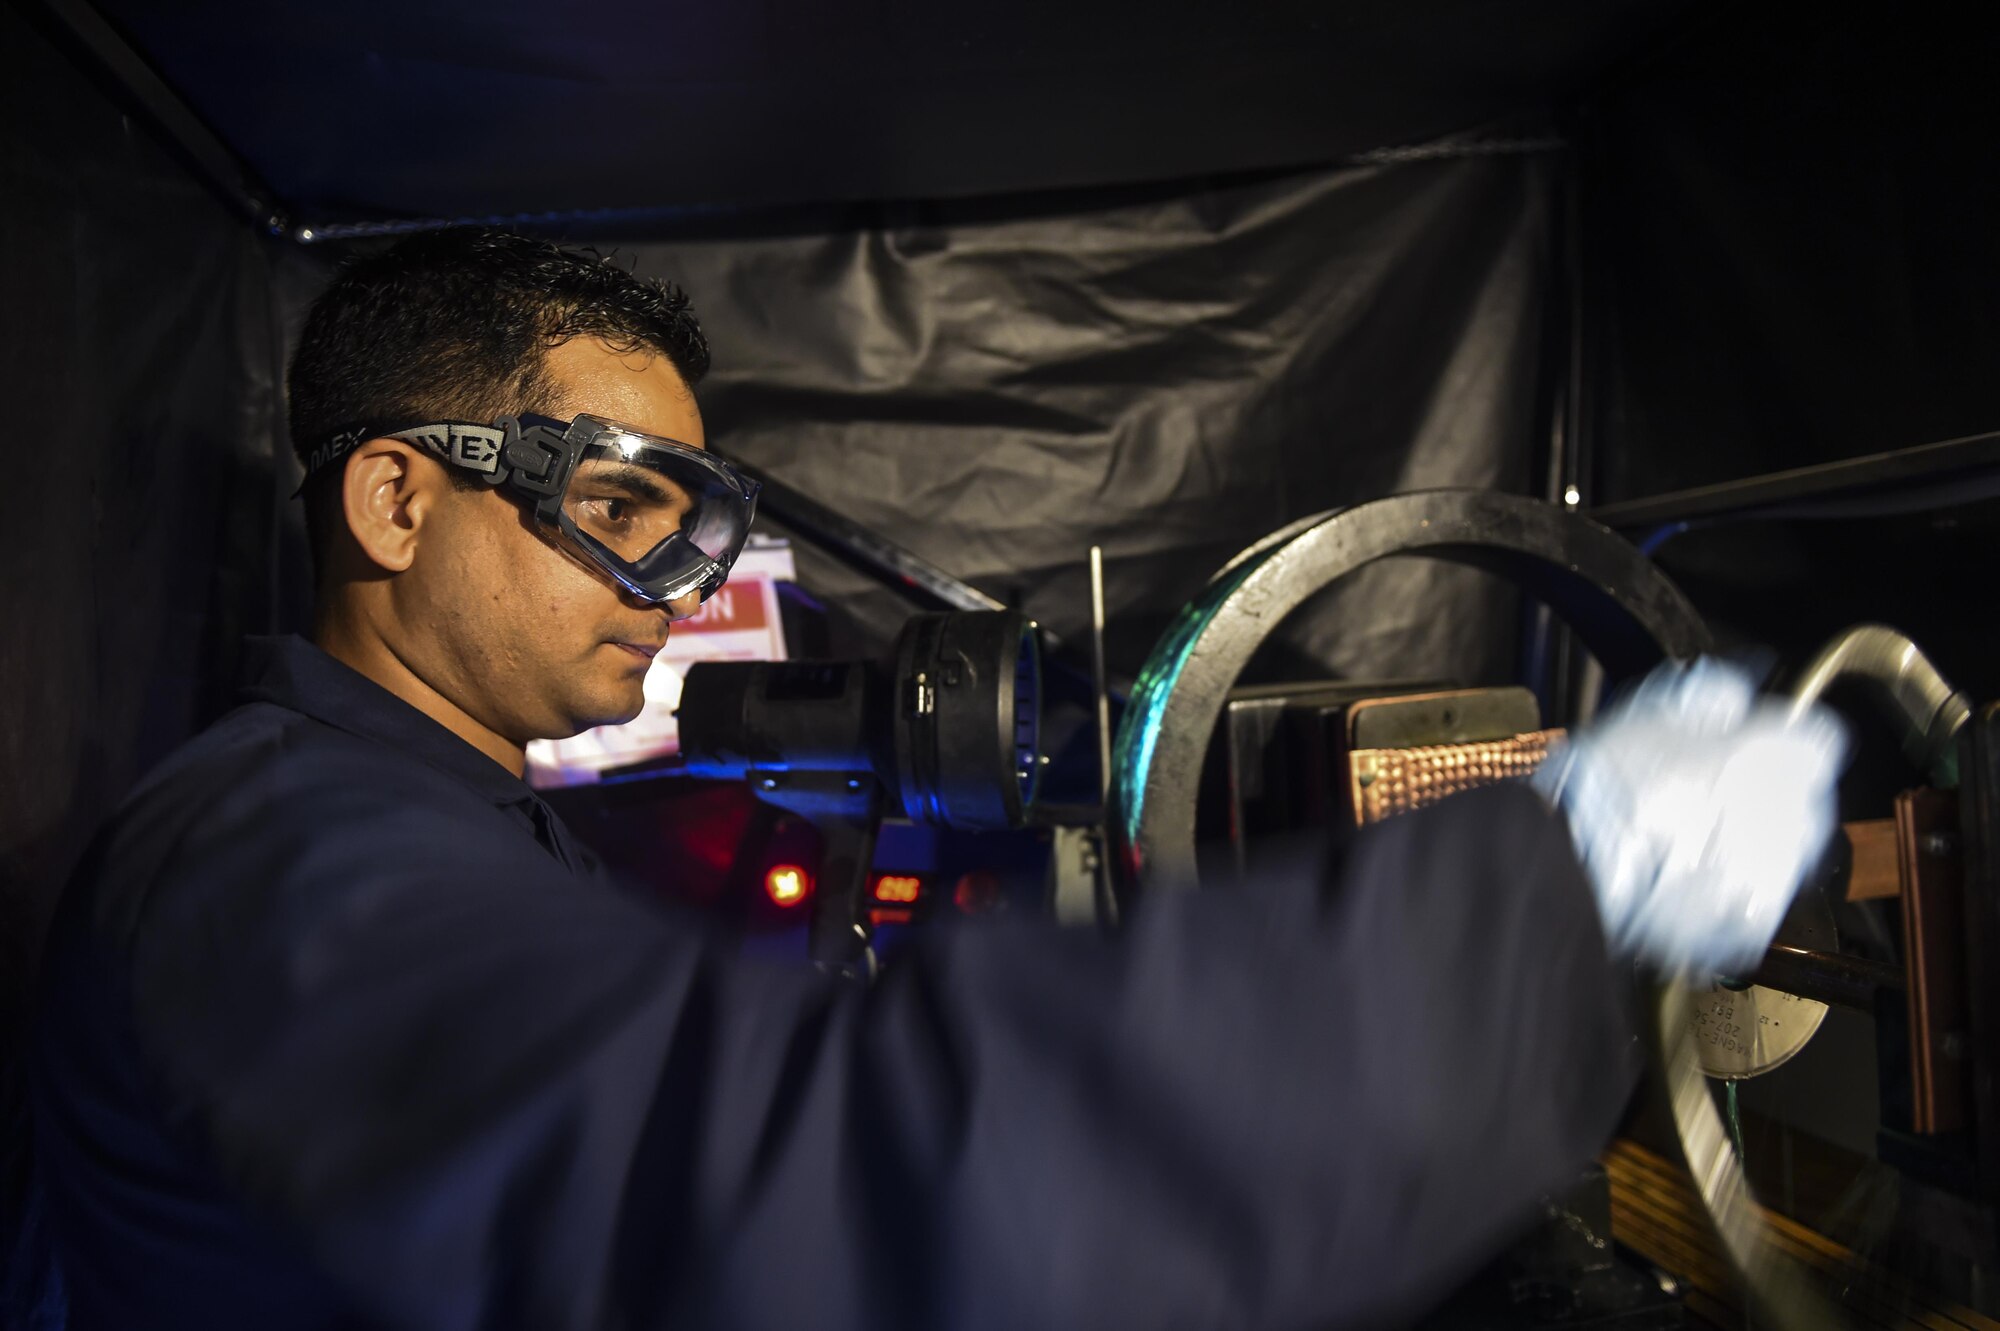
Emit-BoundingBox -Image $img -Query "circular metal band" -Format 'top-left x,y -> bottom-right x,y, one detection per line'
1107,489 -> 1712,890
1104,488 -> 1860,1329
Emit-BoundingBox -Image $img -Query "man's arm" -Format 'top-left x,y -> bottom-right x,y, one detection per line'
132,772 -> 1632,1331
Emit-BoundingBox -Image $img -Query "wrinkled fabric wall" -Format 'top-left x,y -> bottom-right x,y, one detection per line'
571,152 -> 1561,685
0,2 -> 285,1297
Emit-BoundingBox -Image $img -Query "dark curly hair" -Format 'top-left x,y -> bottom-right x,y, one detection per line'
287,227 -> 710,563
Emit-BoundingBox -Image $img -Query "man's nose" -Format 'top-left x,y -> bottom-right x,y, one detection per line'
617,587 -> 699,622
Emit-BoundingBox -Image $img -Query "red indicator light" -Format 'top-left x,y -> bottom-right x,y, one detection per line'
872,874 -> 922,904
765,865 -> 811,906
954,871 -> 1001,915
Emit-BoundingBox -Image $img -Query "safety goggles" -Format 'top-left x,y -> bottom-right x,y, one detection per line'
304,413 -> 760,604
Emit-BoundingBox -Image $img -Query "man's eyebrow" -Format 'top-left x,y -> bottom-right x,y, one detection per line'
579,463 -> 682,505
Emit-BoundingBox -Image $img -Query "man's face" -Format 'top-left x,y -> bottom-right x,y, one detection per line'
398,336 -> 708,744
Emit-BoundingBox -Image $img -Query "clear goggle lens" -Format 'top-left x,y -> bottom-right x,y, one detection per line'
555,420 -> 758,604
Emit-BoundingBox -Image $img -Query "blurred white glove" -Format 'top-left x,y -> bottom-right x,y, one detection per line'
1530,658 -> 1848,976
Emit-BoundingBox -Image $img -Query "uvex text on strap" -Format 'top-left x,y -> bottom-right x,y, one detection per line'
301,413 -> 760,605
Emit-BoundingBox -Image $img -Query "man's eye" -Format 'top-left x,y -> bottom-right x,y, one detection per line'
584,497 -> 634,525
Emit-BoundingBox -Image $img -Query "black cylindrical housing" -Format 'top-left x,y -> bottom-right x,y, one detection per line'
677,660 -> 886,777
892,610 -> 1040,830
677,610 -> 1041,830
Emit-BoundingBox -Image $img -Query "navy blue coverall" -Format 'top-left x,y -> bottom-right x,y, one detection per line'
31,635 -> 1636,1329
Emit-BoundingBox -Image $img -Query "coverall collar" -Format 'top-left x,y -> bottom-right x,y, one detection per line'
237,634 -> 540,810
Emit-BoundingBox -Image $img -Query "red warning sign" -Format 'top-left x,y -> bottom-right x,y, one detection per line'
677,580 -> 770,634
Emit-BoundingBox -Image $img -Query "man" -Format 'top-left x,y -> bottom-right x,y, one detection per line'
29,228 -> 1841,1330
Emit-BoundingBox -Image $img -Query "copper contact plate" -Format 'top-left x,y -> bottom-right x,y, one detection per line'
1349,729 -> 1565,825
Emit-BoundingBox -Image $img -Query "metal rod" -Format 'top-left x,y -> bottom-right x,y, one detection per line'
30,0 -> 278,225
1089,545 -> 1112,805
1521,138 -> 1583,723
1589,430 -> 2000,531
1788,624 -> 1971,789
1746,946 -> 1904,1013
727,457 -> 1004,614
727,456 -> 1123,706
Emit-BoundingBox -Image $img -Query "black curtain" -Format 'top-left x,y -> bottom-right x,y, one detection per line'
540,148 -> 1566,690
1580,8 -> 2000,697
1584,8 -> 2000,502
0,5 -> 286,1318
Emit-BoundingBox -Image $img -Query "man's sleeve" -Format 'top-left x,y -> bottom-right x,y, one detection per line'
131,773 -> 1637,1331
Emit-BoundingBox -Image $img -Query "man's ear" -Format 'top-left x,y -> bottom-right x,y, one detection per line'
339,438 -> 443,574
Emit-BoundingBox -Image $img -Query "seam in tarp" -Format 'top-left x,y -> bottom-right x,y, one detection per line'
288,133 -> 1570,245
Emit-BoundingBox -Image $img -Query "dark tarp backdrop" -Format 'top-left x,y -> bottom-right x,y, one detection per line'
0,4 -> 286,1317
546,146 -> 1565,686
259,145 -> 1570,797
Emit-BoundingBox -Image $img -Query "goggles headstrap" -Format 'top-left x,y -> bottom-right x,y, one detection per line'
298,413 -> 758,607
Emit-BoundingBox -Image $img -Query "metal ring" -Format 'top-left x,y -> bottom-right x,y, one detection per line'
1104,488 -> 1860,1329
1108,488 -> 1711,888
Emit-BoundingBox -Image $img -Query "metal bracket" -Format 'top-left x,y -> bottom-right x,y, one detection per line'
748,771 -> 882,980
